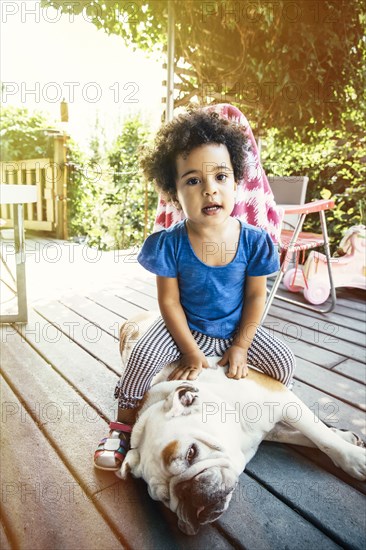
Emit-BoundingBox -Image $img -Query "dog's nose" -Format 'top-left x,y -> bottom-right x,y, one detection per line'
176,467 -> 235,509
175,478 -> 192,502
176,473 -> 233,528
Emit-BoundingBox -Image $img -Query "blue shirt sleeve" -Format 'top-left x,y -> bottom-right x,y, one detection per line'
246,230 -> 279,276
137,230 -> 177,277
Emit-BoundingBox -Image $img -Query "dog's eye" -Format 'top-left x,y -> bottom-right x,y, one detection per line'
186,444 -> 198,464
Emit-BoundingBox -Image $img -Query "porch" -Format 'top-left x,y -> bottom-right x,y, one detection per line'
1,235 -> 365,550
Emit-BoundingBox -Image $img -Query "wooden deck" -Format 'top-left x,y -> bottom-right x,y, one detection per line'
1,235 -> 365,550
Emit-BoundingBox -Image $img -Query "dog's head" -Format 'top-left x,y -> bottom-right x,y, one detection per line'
120,382 -> 244,535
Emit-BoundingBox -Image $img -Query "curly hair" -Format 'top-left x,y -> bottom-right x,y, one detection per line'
140,108 -> 248,203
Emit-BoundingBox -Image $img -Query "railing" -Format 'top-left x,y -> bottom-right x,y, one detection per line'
1,158 -> 55,231
0,134 -> 68,238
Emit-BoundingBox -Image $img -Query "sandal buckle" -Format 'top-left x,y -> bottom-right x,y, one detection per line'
104,438 -> 121,451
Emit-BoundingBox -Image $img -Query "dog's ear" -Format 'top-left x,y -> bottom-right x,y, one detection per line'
164,383 -> 200,418
118,449 -> 141,479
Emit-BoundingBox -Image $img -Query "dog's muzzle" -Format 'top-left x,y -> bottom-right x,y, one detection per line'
174,466 -> 238,535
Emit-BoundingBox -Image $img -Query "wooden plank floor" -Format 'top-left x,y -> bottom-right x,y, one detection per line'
1,236 -> 365,550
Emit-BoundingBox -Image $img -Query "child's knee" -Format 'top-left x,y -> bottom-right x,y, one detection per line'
268,340 -> 295,385
280,345 -> 295,386
285,346 -> 296,376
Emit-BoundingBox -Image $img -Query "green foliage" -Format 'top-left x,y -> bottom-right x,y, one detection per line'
0,105 -> 54,160
88,112 -> 107,164
65,114 -> 112,248
0,105 -> 98,243
262,108 -> 366,248
65,140 -> 105,242
43,0 -> 166,56
42,0 -> 365,134
0,105 -> 155,250
105,116 -> 156,249
68,115 -> 157,250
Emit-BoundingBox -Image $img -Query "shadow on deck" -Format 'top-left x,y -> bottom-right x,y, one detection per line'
1,235 -> 365,550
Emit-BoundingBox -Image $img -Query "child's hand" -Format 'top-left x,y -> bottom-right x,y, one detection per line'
168,350 -> 210,381
217,345 -> 249,380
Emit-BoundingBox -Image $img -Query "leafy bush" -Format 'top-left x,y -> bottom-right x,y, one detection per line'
43,0 -> 365,134
0,105 -> 94,240
65,140 -> 106,243
68,115 -> 156,250
105,116 -> 156,249
0,106 -> 54,160
262,109 -> 366,248
0,105 -> 155,250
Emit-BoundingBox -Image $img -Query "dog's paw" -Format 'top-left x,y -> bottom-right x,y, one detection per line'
331,428 -> 366,448
347,446 -> 366,480
333,444 -> 366,481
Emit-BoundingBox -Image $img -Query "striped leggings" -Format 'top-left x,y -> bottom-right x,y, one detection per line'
115,317 -> 296,409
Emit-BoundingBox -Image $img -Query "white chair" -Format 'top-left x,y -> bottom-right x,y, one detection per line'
268,176 -> 309,229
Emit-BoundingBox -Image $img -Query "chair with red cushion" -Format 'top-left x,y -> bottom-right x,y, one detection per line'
261,199 -> 337,322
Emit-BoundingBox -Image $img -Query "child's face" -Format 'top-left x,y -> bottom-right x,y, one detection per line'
175,144 -> 237,227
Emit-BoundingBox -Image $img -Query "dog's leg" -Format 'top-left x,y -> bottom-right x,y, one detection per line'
329,428 -> 365,447
266,422 -> 365,448
265,422 -> 318,447
278,394 -> 366,480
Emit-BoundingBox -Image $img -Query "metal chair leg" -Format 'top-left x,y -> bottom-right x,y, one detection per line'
261,269 -> 285,323
262,210 -> 337,323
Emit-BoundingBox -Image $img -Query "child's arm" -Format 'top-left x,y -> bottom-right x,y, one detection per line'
217,275 -> 267,379
156,275 -> 210,380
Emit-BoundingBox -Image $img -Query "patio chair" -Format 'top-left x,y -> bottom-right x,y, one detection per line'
268,176 -> 308,229
261,197 -> 337,322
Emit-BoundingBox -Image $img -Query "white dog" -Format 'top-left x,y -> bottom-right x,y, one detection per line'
119,312 -> 365,535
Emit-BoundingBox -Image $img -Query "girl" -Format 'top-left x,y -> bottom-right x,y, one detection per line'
94,108 -> 295,471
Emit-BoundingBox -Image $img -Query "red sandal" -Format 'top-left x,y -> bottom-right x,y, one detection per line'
94,421 -> 132,471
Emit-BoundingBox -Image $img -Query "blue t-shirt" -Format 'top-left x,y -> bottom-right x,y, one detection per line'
137,220 -> 279,339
